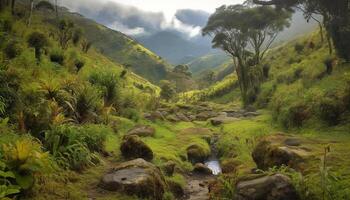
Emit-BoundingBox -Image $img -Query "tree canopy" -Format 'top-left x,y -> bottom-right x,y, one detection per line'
203,4 -> 291,105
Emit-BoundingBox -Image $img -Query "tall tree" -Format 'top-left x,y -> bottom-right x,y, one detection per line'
27,0 -> 34,26
203,5 -> 290,105
11,0 -> 15,15
253,0 -> 350,61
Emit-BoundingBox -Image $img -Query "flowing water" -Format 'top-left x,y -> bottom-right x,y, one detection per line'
205,135 -> 222,175
205,159 -> 221,175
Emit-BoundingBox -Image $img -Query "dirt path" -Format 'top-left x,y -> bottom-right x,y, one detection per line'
182,174 -> 216,200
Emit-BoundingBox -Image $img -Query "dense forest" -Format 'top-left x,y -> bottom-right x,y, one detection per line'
0,0 -> 350,200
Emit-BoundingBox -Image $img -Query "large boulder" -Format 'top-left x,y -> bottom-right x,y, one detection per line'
144,111 -> 165,121
186,144 -> 210,164
252,135 -> 311,171
120,135 -> 153,161
234,174 -> 299,200
210,116 -> 239,126
100,158 -> 166,200
175,112 -> 190,122
126,125 -> 156,137
196,111 -> 219,121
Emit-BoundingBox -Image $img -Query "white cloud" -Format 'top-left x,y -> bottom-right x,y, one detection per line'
59,0 -> 245,37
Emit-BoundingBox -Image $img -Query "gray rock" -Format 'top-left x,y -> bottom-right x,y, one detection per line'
144,111 -> 165,121
235,174 -> 299,200
252,135 -> 310,171
100,159 -> 166,200
120,135 -> 153,161
196,111 -> 219,121
127,125 -> 155,137
176,112 -> 190,122
193,163 -> 213,175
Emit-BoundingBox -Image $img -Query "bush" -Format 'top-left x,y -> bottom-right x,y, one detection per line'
4,41 -> 22,59
44,124 -> 110,170
294,43 -> 304,54
74,59 -> 85,71
66,84 -> 102,124
317,97 -> 344,126
27,32 -> 48,61
0,19 -> 13,32
50,49 -> 65,65
0,135 -> 51,192
89,70 -> 120,107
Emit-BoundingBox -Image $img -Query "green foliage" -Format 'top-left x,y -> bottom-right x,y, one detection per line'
89,69 -> 120,107
57,19 -> 75,49
44,124 -> 110,171
294,43 -> 305,54
160,80 -> 176,102
203,4 -> 291,106
74,58 -> 85,72
49,48 -> 65,65
0,136 -> 51,192
65,84 -> 102,124
27,32 -> 48,61
4,40 -> 21,59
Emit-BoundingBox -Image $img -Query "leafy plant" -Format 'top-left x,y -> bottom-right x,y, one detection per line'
89,70 -> 120,107
44,124 -> 109,171
1,137 -> 50,191
27,32 -> 48,61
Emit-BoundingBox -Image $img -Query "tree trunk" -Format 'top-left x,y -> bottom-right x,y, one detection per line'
11,0 -> 15,15
55,0 -> 58,18
326,32 -> 333,55
27,0 -> 34,26
318,22 -> 324,43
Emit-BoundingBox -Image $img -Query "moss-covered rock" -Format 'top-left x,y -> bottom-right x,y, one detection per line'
186,144 -> 210,164
126,125 -> 156,137
193,163 -> 212,175
235,174 -> 299,200
120,135 -> 153,161
99,158 -> 166,200
162,161 -> 177,176
252,134 -> 311,171
167,179 -> 185,198
221,159 -> 242,174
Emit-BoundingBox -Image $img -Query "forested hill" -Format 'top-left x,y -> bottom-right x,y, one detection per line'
57,10 -> 170,83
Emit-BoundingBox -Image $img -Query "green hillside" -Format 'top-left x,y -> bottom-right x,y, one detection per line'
1,1 -> 350,200
49,7 -> 171,83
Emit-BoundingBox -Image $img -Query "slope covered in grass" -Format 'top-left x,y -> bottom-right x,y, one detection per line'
31,3 -> 171,83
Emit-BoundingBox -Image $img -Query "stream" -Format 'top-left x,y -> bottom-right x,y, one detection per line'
204,135 -> 222,175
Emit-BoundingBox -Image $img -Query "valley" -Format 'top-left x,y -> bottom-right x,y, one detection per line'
0,1 -> 350,200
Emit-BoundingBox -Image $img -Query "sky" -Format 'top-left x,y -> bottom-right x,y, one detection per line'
59,0 -> 244,37
109,0 -> 244,20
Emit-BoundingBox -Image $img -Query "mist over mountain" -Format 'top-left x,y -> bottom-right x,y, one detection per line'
59,0 -> 317,65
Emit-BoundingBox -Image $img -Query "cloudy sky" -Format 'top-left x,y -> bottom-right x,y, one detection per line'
109,0 -> 244,19
60,0 -> 245,37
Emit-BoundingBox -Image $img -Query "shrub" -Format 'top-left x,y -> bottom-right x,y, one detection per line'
44,124 -> 109,170
323,57 -> 334,75
294,43 -> 304,54
35,1 -> 55,11
0,19 -> 13,32
74,59 -> 85,72
27,32 -> 48,61
89,70 -> 120,107
286,103 -> 310,128
0,135 -> 51,192
4,41 -> 22,59
317,97 -> 344,126
120,108 -> 140,121
50,49 -> 65,65
65,84 -> 102,124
